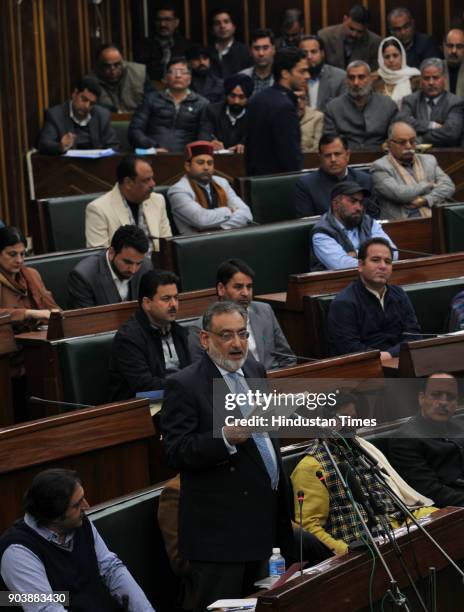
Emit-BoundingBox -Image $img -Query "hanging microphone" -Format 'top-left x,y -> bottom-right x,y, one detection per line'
297,490 -> 305,576
271,351 -> 319,363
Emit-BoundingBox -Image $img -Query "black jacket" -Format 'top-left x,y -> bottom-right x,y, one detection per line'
128,89 -> 209,152
389,414 -> 464,507
191,72 -> 224,104
245,84 -> 303,176
134,32 -> 194,81
209,40 -> 252,79
37,103 -> 119,155
203,101 -> 248,147
404,32 -> 441,69
108,309 -> 191,400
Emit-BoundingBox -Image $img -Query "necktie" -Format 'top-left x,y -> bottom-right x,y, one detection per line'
226,372 -> 279,489
427,98 -> 435,120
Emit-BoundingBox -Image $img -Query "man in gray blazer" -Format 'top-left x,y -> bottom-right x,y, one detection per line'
398,58 -> 464,147
318,5 -> 381,71
299,35 -> 346,113
371,121 -> 455,220
189,259 -> 296,370
67,225 -> 151,309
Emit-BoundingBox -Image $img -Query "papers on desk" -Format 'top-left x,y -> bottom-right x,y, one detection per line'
63,148 -> 116,158
207,599 -> 256,610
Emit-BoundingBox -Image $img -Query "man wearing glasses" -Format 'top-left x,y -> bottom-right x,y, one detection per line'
161,301 -> 293,612
387,7 -> 440,69
89,44 -> 154,113
443,29 -> 464,97
371,121 -> 455,220
129,57 -> 209,153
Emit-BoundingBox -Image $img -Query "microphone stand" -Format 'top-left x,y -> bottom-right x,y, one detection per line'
321,440 -> 410,610
297,490 -> 305,576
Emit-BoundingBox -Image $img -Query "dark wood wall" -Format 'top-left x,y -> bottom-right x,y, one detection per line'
1,0 -> 462,238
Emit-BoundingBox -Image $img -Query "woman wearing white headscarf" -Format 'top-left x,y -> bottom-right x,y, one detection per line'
372,36 -> 421,107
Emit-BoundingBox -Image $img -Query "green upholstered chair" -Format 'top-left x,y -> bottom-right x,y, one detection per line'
441,204 -> 464,253
111,120 -> 131,152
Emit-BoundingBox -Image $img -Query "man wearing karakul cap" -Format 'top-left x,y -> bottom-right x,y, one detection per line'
167,141 -> 253,235
203,74 -> 253,153
310,180 -> 398,270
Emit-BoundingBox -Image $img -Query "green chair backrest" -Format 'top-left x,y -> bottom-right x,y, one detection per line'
27,248 -> 105,309
42,192 -> 104,252
171,218 -> 317,293
442,204 -> 464,253
55,331 -> 116,406
111,121 -> 131,152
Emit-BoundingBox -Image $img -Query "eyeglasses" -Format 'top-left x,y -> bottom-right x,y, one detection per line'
390,21 -> 413,33
101,61 -> 123,71
167,69 -> 190,76
390,138 -> 417,146
209,330 -> 250,342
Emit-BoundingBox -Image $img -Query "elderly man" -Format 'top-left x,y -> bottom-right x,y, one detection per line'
310,182 -> 397,271
295,135 -> 372,218
328,237 -> 421,361
389,373 -> 464,507
318,4 -> 381,71
203,74 -> 253,153
187,45 -> 224,104
397,58 -> 464,147
0,469 -> 154,611
299,35 -> 347,113
443,28 -> 464,97
168,141 -> 252,234
324,61 -> 398,151
275,9 -> 304,49
208,9 -> 252,79
240,28 -> 275,94
37,77 -> 119,155
85,155 -> 172,252
387,7 -> 440,69
371,121 -> 455,219
161,301 -> 293,611
128,57 -> 209,153
88,43 -> 153,113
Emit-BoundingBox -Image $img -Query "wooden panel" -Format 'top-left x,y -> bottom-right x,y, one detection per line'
399,335 -> 464,377
0,315 -> 17,427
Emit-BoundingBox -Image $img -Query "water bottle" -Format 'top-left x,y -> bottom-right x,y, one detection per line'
268,547 -> 285,577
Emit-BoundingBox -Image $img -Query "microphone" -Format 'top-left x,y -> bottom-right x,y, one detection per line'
343,463 -> 378,530
270,351 -> 319,363
29,396 -> 93,410
391,247 -> 436,257
297,490 -> 305,576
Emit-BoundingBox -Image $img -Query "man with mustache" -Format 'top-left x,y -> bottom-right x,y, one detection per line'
371,121 -> 455,220
443,29 -> 464,97
327,237 -> 421,363
389,374 -> 464,508
310,181 -> 397,271
109,269 -> 191,400
397,57 -> 464,147
161,301 -> 293,611
324,60 -> 398,151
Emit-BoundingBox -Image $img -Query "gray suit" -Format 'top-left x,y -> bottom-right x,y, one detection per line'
371,153 -> 455,220
318,23 -> 381,70
315,64 -> 347,113
188,301 -> 296,370
397,91 -> 464,147
67,250 -> 152,309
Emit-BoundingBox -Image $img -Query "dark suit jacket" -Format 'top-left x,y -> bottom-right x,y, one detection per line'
404,32 -> 441,69
397,90 -> 464,147
37,102 -> 119,155
108,309 -> 191,400
203,101 -> 248,148
134,32 -> 194,81
245,84 -> 303,176
209,40 -> 252,79
67,250 -> 152,309
161,353 -> 293,562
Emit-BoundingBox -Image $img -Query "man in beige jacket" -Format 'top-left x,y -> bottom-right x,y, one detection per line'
85,155 -> 172,252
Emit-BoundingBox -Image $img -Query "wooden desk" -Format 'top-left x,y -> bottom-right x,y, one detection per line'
255,507 -> 464,612
268,351 -> 383,380
0,398 -> 157,533
398,334 -> 464,377
0,315 -> 17,426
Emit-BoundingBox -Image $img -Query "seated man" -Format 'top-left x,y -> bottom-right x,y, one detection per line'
397,58 -> 464,147
88,43 -> 154,113
168,141 -> 252,234
275,9 -> 304,50
189,258 -> 296,370
295,135 -> 373,218
37,77 -> 119,155
324,60 -> 398,151
443,28 -> 464,97
240,28 -> 275,95
388,7 -> 440,69
68,224 -> 151,309
291,395 -> 435,555
109,269 -> 190,400
208,9 -> 252,79
0,469 -> 154,611
389,373 -> 464,507
186,45 -> 224,104
295,87 -> 324,154
310,182 -> 396,271
85,155 -> 172,252
328,237 -> 421,362
128,57 -> 209,153
203,74 -> 253,153
449,288 -> 464,332
371,121 -> 455,219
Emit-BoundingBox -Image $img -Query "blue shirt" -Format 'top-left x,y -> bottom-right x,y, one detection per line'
0,514 -> 154,612
312,216 -> 398,270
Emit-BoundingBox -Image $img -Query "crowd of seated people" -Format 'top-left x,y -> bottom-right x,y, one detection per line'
5,4 -> 464,611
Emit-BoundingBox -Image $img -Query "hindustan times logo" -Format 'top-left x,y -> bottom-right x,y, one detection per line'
224,389 -> 338,411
